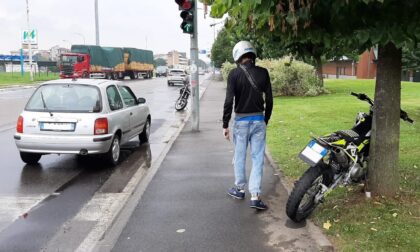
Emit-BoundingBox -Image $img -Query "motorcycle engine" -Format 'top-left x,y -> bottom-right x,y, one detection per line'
332,149 -> 349,172
349,161 -> 368,182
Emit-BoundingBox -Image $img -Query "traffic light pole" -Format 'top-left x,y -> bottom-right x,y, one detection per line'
190,0 -> 199,131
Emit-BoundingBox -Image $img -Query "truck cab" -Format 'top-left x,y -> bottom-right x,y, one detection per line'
59,53 -> 90,79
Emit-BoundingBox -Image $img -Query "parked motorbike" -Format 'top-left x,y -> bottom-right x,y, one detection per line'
286,92 -> 414,223
175,84 -> 191,111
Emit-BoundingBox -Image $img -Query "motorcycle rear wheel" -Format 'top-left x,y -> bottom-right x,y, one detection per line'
175,98 -> 188,111
286,165 -> 324,222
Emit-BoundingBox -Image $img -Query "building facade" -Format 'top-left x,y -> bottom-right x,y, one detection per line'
322,49 -> 377,79
167,50 -> 189,69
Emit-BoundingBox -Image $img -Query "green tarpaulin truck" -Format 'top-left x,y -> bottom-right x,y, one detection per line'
59,45 -> 154,80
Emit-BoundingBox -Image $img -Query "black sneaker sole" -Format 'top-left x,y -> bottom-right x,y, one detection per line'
227,192 -> 245,200
250,205 -> 268,210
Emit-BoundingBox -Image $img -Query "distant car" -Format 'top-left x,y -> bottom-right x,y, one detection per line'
167,69 -> 189,86
14,79 -> 151,166
156,66 -> 168,77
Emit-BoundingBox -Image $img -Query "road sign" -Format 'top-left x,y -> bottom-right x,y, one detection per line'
22,44 -> 38,50
22,29 -> 38,44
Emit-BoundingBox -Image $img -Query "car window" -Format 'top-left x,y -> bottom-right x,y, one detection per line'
118,86 -> 137,107
25,84 -> 101,113
106,85 -> 124,111
170,70 -> 184,75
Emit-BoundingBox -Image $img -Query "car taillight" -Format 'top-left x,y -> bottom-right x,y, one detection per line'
94,118 -> 108,135
16,116 -> 24,133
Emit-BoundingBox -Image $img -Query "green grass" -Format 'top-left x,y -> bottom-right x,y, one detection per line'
266,79 -> 420,251
0,72 -> 60,87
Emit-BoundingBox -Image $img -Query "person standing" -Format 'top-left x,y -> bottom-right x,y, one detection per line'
222,41 -> 273,210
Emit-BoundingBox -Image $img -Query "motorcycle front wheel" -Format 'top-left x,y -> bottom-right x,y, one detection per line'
175,98 -> 188,111
286,165 -> 325,222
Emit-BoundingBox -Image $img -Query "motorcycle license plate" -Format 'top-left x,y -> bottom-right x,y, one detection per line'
299,140 -> 328,166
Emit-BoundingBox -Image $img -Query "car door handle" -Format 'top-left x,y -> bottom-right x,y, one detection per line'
130,112 -> 133,116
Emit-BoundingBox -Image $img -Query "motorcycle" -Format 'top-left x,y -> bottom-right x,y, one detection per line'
175,83 -> 191,111
286,92 -> 414,223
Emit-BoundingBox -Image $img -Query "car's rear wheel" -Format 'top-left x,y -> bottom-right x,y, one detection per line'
20,152 -> 42,165
139,119 -> 151,144
105,135 -> 120,166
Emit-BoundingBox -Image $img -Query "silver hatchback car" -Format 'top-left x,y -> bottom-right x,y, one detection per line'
14,78 -> 151,166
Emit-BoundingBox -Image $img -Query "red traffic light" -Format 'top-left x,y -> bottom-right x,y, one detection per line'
175,0 -> 193,11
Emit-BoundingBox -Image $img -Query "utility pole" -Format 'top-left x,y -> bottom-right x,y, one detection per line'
25,0 -> 33,81
190,0 -> 200,131
95,0 -> 100,45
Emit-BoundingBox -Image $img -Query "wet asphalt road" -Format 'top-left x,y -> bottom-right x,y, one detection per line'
0,76 -> 201,251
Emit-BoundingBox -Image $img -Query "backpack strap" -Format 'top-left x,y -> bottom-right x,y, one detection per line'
239,64 -> 262,94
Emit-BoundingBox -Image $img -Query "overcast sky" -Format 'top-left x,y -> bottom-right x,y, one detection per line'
0,0 -> 225,61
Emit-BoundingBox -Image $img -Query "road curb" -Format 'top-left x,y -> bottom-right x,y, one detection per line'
265,148 -> 335,252
82,78 -> 214,252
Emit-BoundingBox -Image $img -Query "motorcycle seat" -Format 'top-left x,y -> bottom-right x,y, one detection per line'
337,130 -> 362,145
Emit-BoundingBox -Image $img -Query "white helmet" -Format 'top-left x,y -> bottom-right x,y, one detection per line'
232,41 -> 257,62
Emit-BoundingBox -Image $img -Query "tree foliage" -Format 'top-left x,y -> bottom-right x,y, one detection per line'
211,28 -> 234,68
402,44 -> 420,71
154,58 -> 167,67
208,0 -> 420,197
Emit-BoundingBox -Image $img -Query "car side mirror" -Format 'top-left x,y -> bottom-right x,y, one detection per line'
137,97 -> 146,104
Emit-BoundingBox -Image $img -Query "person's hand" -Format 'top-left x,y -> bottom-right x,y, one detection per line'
223,128 -> 230,141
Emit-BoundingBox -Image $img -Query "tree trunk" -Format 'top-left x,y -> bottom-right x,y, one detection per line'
367,42 -> 402,197
314,55 -> 324,86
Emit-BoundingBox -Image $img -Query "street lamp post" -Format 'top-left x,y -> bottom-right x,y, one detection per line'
209,20 -> 224,73
25,0 -> 33,81
94,0 -> 100,45
74,33 -> 86,44
62,40 -> 72,49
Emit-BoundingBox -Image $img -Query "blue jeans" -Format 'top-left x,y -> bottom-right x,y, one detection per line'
232,120 -> 266,196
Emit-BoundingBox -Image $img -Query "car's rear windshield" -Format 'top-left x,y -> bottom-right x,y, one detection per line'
170,70 -> 184,74
26,84 -> 102,113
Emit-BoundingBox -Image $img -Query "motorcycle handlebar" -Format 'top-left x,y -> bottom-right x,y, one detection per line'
350,92 -> 373,105
401,109 -> 414,124
351,92 -> 414,124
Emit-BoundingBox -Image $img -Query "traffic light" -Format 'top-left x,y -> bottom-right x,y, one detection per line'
175,0 -> 194,34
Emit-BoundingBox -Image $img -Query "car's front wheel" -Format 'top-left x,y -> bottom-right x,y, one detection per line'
20,152 -> 42,165
105,135 -> 120,166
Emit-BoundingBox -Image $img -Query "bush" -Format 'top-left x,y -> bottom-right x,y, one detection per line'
221,61 -> 236,82
221,57 -> 325,96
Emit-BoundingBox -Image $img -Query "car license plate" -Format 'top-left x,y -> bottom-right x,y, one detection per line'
40,122 -> 75,131
299,140 -> 328,166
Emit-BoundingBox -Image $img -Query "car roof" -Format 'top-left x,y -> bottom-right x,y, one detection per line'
41,78 -> 119,87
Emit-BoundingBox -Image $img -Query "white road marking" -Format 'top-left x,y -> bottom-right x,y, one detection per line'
0,195 -> 48,232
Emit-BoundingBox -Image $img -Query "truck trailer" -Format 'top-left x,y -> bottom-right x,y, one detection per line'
59,45 -> 154,80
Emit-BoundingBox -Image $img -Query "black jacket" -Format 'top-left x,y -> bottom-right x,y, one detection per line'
222,62 -> 273,129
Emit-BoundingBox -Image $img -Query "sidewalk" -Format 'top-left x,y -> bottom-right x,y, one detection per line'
111,80 -> 331,251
